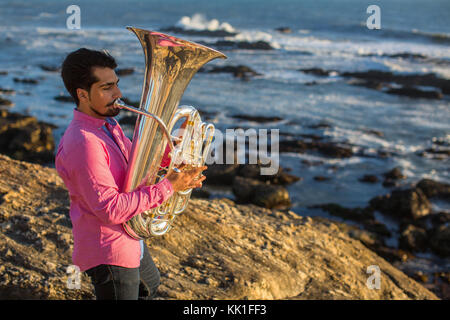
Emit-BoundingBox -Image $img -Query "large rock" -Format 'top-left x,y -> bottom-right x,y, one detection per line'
232,176 -> 291,209
415,179 -> 450,200
0,154 -> 439,299
0,110 -> 55,164
369,188 -> 431,220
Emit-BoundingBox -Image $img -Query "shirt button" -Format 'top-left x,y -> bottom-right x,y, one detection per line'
97,191 -> 101,196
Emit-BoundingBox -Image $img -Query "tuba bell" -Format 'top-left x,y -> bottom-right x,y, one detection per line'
114,27 -> 226,239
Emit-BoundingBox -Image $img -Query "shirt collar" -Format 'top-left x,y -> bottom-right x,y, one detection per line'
73,108 -> 117,128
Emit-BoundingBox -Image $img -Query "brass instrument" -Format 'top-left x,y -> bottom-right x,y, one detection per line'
114,27 -> 226,239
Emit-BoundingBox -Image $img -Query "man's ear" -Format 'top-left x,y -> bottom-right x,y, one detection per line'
76,88 -> 89,103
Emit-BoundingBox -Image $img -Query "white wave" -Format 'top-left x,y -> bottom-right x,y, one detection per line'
225,30 -> 281,49
175,13 -> 236,33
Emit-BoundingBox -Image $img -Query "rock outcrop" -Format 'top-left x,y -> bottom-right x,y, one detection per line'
0,154 -> 438,300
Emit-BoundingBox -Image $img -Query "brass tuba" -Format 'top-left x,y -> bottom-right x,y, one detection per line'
114,27 -> 226,239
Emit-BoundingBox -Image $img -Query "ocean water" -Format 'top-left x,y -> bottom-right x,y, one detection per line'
0,0 -> 449,219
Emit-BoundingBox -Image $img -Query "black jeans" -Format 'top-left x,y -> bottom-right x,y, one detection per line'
85,244 -> 160,300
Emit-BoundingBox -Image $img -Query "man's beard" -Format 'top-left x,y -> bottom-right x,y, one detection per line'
89,101 -> 120,117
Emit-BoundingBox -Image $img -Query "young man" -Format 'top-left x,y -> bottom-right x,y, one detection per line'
56,48 -> 206,300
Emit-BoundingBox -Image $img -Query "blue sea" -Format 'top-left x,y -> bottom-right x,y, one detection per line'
0,0 -> 449,223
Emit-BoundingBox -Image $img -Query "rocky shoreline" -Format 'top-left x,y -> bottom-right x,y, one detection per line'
0,153 -> 440,299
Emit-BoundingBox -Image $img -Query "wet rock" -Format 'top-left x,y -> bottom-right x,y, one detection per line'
279,139 -> 354,158
429,225 -> 450,257
232,176 -> 291,209
39,65 -> 60,72
206,65 -> 261,80
116,68 -> 134,76
53,95 -> 74,103
13,78 -> 39,85
231,113 -> 282,123
0,88 -> 15,95
383,167 -> 407,187
386,87 -> 443,100
238,164 -> 301,185
275,27 -> 292,34
0,96 -> 14,107
204,163 -> 240,185
399,224 -> 428,252
309,203 -> 374,222
0,110 -> 55,164
415,179 -> 450,200
369,188 -> 431,220
359,174 -> 379,183
314,176 -> 331,181
299,68 -> 338,77
213,40 -> 274,50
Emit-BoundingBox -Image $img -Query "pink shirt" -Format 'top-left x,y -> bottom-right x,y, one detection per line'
55,109 -> 173,272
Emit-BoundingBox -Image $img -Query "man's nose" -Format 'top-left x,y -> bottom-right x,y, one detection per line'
113,86 -> 122,99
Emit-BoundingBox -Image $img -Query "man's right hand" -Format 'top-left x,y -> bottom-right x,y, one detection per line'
165,164 -> 207,192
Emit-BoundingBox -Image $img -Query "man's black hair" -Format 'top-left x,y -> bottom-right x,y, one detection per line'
61,48 -> 117,106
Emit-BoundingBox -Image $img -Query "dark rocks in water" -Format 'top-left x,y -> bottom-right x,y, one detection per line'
299,68 -> 338,77
116,68 -> 134,76
13,78 -> 39,85
302,68 -> 450,97
231,113 -> 282,123
213,40 -> 274,50
0,110 -> 55,164
386,87 -> 443,100
232,176 -> 291,209
191,188 -> 211,199
204,163 -> 241,185
39,65 -> 60,72
160,26 -> 238,37
314,176 -> 331,181
237,163 -> 301,185
341,70 -> 450,96
0,97 -> 14,107
415,179 -> 450,200
53,95 -> 74,103
359,174 -> 379,184
382,167 -> 406,187
429,225 -> 450,257
275,27 -> 292,34
0,71 -> 8,75
279,139 -> 354,159
310,203 -> 374,222
369,188 -> 431,220
308,121 -> 332,129
0,88 -> 16,95
206,65 -> 262,79
417,145 -> 450,160
399,224 -> 428,252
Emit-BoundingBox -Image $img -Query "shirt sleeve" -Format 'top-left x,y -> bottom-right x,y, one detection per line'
64,132 -> 174,226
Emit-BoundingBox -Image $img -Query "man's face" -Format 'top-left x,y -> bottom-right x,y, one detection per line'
78,67 -> 122,119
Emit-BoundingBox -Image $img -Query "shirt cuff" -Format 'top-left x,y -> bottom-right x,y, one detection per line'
156,177 -> 174,202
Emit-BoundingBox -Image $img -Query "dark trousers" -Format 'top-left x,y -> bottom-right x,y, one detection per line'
85,244 -> 160,300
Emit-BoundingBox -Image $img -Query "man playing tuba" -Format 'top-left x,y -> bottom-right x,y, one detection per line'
55,48 -> 206,300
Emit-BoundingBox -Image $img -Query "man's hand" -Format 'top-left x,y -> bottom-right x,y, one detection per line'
165,164 -> 207,192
